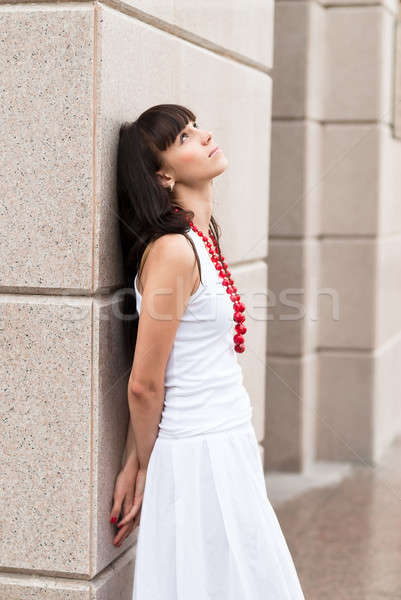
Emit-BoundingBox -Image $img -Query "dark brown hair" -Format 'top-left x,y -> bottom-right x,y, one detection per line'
116,103 -> 223,363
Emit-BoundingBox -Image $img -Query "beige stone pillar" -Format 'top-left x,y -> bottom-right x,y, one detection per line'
0,1 -> 274,595
268,0 -> 401,472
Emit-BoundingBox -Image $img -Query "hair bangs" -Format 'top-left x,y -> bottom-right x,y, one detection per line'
138,104 -> 197,153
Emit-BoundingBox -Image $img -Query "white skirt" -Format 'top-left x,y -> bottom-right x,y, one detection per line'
132,420 -> 305,599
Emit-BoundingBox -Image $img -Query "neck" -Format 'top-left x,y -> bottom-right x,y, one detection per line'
175,180 -> 213,234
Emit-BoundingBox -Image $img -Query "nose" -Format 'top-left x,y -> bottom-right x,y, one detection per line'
202,130 -> 212,144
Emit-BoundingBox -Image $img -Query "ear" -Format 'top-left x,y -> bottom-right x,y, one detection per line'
156,170 -> 172,189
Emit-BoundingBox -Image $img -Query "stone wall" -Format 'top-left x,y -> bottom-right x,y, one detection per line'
0,1 -> 274,595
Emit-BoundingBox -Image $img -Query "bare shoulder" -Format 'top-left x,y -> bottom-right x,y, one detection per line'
150,232 -> 195,261
139,233 -> 197,295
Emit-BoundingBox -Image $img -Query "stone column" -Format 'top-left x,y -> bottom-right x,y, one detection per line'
267,0 -> 401,472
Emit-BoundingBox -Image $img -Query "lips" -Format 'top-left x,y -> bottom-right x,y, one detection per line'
208,146 -> 219,158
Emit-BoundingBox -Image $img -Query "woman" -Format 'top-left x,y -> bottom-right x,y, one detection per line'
111,104 -> 305,598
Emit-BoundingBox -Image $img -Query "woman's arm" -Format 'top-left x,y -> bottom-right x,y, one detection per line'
127,233 -> 198,471
121,416 -> 138,472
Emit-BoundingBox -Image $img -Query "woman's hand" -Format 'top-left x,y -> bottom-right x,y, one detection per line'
110,463 -> 142,547
116,467 -> 147,532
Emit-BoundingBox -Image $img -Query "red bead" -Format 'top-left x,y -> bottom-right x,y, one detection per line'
234,343 -> 245,353
234,333 -> 244,344
234,311 -> 245,323
235,323 -> 247,335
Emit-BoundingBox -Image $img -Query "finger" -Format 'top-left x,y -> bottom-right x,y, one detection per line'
113,523 -> 130,546
117,496 -> 143,527
110,495 -> 124,524
122,490 -> 134,516
117,505 -> 139,528
133,515 -> 140,529
115,523 -> 135,547
133,505 -> 142,529
114,521 -> 134,545
117,495 -> 142,527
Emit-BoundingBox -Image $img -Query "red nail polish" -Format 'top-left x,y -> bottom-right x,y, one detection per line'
110,516 -> 117,524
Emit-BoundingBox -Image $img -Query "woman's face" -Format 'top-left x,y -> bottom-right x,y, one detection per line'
157,120 -> 228,188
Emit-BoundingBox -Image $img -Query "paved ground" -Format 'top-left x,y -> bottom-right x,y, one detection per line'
266,437 -> 401,599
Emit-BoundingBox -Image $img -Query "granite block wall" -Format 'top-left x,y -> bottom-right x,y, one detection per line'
0,1 -> 273,595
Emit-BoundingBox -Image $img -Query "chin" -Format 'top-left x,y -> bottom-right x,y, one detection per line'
214,155 -> 229,175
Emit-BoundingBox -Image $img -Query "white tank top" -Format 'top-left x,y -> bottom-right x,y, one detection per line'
134,227 -> 253,438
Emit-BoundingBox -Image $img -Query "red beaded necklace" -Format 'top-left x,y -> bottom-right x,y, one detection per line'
188,220 -> 247,354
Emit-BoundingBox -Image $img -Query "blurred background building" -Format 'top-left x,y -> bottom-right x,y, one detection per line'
267,0 -> 401,474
